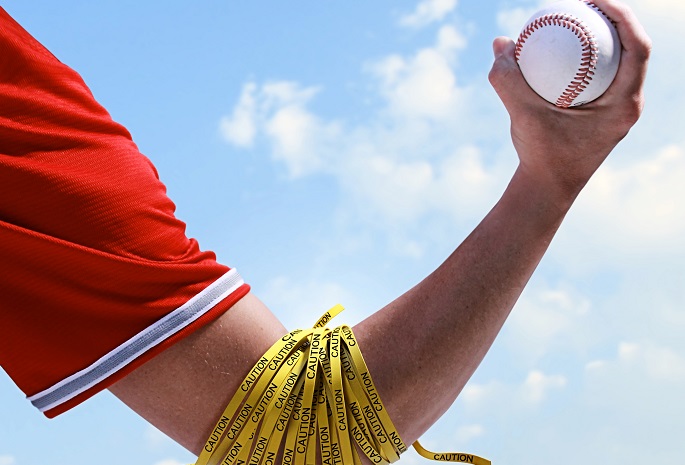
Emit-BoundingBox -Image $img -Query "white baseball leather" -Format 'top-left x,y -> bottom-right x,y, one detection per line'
515,0 -> 621,108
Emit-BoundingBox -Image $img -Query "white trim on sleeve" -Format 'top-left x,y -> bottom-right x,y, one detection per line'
28,268 -> 245,412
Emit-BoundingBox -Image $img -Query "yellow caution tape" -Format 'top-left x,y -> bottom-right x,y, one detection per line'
193,305 -> 491,465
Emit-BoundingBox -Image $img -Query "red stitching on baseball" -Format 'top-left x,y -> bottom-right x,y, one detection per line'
583,1 -> 616,26
515,7 -> 599,108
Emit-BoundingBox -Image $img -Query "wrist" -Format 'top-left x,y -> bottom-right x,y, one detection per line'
509,163 -> 580,216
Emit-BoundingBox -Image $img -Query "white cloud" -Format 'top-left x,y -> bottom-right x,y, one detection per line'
219,80 -> 341,177
450,337 -> 685,464
495,0 -> 559,38
496,6 -> 538,39
260,89 -> 344,178
436,25 -> 468,59
260,276 -> 364,330
352,156 -> 434,223
584,360 -> 606,371
219,21 -> 506,237
460,369 -> 566,412
617,341 -> 640,361
582,339 -> 685,439
584,340 -> 685,412
629,0 -> 685,17
587,145 -> 685,242
345,144 -> 502,229
522,370 -> 567,404
145,424 -> 175,449
459,381 -> 505,411
261,81 -> 320,105
617,341 -> 685,382
153,460 -> 186,465
370,27 -> 465,121
399,0 -> 458,28
454,424 -> 485,443
219,82 -> 258,147
503,284 -> 593,362
265,104 -> 321,174
0,456 -> 15,465
555,144 -> 685,268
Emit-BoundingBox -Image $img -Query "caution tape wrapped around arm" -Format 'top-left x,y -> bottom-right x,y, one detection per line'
193,305 -> 491,465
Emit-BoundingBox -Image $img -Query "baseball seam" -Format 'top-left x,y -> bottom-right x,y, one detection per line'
583,0 -> 616,26
515,7 -> 600,108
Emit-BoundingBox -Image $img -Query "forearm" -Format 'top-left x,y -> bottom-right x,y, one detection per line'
353,164 -> 575,443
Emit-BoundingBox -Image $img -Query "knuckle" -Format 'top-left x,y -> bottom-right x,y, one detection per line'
489,60 -> 515,86
614,3 -> 634,23
639,36 -> 653,60
488,67 -> 500,88
620,95 -> 644,125
488,62 -> 506,89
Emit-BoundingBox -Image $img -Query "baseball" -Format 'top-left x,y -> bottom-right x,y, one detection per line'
515,0 -> 622,108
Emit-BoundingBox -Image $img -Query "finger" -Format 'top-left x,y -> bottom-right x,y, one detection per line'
590,0 -> 652,97
488,36 -> 546,112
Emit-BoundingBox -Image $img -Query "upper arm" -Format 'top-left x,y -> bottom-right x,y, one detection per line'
108,292 -> 288,455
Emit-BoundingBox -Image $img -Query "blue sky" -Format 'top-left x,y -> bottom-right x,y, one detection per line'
1,1 -> 684,464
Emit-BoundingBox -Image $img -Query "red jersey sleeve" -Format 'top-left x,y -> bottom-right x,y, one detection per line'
0,7 -> 250,417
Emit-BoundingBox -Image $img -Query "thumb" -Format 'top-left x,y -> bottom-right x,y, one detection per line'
488,36 -> 541,111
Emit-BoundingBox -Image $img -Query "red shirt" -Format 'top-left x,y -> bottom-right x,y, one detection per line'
0,7 -> 249,417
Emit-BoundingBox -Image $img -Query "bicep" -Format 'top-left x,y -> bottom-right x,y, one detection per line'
108,292 -> 287,455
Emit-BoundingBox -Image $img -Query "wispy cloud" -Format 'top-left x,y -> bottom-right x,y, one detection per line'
631,0 -> 685,16
152,460 -> 186,465
261,276 -> 364,329
369,25 -> 466,119
460,369 -> 567,413
219,82 -> 258,148
582,340 -> 685,435
144,424 -> 175,450
496,5 -> 539,39
0,456 -> 15,465
455,424 -> 486,443
503,283 -> 593,362
523,370 -> 567,404
219,20 -> 507,241
399,0 -> 459,28
553,144 -> 685,271
219,81 -> 336,177
617,341 -> 685,382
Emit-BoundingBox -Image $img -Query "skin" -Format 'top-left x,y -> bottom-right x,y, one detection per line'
109,0 -> 651,462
